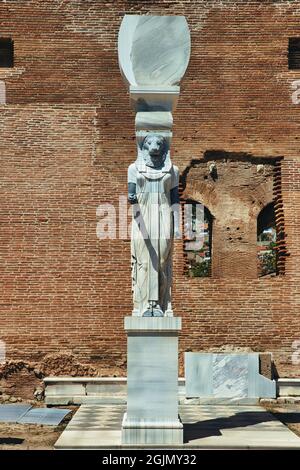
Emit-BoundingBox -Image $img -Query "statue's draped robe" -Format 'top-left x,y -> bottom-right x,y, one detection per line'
128,158 -> 179,316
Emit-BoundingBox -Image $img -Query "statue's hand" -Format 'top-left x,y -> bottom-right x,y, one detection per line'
128,193 -> 138,205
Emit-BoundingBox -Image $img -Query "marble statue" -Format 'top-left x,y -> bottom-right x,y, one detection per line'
128,133 -> 179,317
119,14 -> 190,446
118,14 -> 190,319
118,15 -> 190,318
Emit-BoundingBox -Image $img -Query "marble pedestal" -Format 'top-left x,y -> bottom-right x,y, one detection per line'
122,316 -> 182,446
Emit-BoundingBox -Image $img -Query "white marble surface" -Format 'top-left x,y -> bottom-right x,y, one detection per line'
135,111 -> 173,130
44,377 -> 127,383
124,316 -> 181,331
118,15 -> 191,87
213,354 -> 248,398
130,86 -> 180,112
185,353 -> 276,399
123,316 -> 182,445
125,319 -> 180,421
122,412 -> 183,446
278,378 -> 300,397
128,135 -> 179,317
45,383 -> 85,396
55,404 -> 300,449
44,376 -> 186,405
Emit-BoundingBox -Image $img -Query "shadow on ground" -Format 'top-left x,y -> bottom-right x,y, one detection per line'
184,411 -> 275,443
272,412 -> 300,424
0,438 -> 24,445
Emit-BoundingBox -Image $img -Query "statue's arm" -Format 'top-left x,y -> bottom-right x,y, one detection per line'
170,186 -> 180,205
128,164 -> 138,205
128,182 -> 138,205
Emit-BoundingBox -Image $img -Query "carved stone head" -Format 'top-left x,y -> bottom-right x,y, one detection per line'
141,134 -> 168,168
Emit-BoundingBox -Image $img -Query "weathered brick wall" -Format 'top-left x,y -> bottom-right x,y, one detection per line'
182,157 -> 275,278
0,1 -> 300,379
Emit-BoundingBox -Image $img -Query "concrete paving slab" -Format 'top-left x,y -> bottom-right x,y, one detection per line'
54,404 -> 300,449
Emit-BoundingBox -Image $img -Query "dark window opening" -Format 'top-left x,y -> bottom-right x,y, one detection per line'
257,202 -> 277,277
0,38 -> 14,68
184,199 -> 213,277
288,38 -> 300,70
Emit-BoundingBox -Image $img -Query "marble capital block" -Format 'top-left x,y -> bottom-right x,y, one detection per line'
122,317 -> 183,446
118,16 -> 190,88
118,16 -> 190,114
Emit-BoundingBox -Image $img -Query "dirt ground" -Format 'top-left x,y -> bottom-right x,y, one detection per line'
0,406 -> 76,450
0,403 -> 300,450
263,403 -> 300,438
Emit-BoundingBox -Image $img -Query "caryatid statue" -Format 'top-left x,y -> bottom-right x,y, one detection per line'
118,14 -> 190,318
128,134 -> 180,317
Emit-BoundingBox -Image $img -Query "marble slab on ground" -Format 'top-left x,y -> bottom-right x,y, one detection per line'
0,405 -> 32,423
18,407 -> 71,425
185,353 -> 276,399
0,404 -> 71,425
54,404 -> 300,449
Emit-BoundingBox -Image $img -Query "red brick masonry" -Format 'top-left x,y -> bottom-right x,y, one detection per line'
0,1 -> 300,378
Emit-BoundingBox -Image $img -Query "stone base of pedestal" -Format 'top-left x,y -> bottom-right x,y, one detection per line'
122,316 -> 182,446
122,413 -> 183,446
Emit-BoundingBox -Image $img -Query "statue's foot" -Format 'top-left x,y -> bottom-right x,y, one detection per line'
152,308 -> 164,317
142,309 -> 153,317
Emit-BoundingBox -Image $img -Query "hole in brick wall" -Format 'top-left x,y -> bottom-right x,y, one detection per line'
183,199 -> 213,277
257,202 -> 277,277
180,152 -> 282,279
0,38 -> 14,68
288,38 -> 300,70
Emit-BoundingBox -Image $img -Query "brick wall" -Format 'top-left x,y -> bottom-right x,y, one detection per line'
0,1 -> 300,378
181,156 -> 275,278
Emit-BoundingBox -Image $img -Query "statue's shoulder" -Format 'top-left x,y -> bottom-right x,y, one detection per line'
170,164 -> 179,188
128,162 -> 137,182
172,164 -> 179,176
128,162 -> 136,171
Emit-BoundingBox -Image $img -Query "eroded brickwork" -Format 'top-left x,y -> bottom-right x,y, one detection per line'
181,155 -> 275,278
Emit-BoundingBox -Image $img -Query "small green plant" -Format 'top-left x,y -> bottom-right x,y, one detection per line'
259,242 -> 277,276
189,260 -> 210,277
